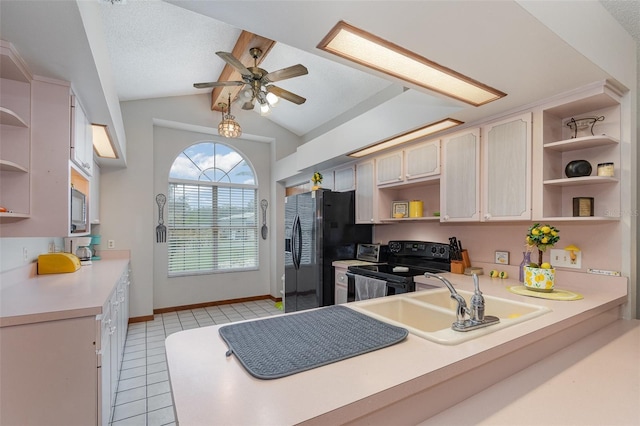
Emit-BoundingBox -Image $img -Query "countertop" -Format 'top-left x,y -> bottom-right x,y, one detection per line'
165,270 -> 628,425
419,318 -> 640,426
0,251 -> 130,327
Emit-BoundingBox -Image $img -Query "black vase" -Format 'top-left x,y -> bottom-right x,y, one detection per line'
565,160 -> 592,178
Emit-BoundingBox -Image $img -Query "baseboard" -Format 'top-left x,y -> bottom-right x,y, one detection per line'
129,315 -> 154,324
152,294 -> 282,315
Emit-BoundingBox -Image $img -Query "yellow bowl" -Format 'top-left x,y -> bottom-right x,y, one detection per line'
394,213 -> 404,219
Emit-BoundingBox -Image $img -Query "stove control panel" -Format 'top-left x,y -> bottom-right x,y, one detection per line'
388,240 -> 450,260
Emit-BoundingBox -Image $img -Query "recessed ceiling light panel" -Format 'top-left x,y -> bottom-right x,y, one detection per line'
318,21 -> 506,106
349,118 -> 463,158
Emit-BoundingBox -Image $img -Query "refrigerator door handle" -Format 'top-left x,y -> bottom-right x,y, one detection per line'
293,214 -> 302,270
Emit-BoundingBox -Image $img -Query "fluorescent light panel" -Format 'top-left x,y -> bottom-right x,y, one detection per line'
349,118 -> 463,158
92,124 -> 118,159
318,21 -> 506,107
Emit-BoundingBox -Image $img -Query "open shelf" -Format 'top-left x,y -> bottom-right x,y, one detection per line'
379,216 -> 441,223
543,176 -> 618,187
0,107 -> 28,127
540,216 -> 619,223
0,160 -> 28,173
543,135 -> 618,152
0,212 -> 30,220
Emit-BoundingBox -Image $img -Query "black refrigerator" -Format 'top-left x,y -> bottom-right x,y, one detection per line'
284,189 -> 372,312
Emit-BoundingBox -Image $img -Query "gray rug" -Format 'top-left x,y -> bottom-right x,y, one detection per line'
218,305 -> 408,379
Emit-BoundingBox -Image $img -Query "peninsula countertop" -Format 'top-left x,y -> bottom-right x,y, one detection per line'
0,251 -> 130,327
166,270 -> 628,425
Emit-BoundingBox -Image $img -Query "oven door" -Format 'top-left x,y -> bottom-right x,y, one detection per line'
345,272 -> 415,302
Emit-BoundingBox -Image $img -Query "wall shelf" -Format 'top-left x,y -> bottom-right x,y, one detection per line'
0,107 -> 28,127
0,160 -> 28,173
543,176 -> 618,187
543,135 -> 619,152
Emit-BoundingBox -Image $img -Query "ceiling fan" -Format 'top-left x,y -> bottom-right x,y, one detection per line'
194,47 -> 308,113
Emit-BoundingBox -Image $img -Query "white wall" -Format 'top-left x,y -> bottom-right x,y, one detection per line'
0,237 -> 63,273
100,93 -> 300,318
151,126 -> 271,309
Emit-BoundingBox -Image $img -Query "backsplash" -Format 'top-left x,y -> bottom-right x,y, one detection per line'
0,237 -> 64,273
374,221 -> 621,274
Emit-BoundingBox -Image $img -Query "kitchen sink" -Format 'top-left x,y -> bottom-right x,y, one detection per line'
350,289 -> 551,345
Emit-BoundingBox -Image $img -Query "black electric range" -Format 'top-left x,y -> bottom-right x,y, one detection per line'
346,240 -> 451,299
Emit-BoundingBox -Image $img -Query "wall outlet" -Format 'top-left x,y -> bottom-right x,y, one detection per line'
550,249 -> 581,269
108,239 -> 115,249
22,247 -> 28,263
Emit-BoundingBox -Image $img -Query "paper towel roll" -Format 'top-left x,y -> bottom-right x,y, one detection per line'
409,200 -> 423,218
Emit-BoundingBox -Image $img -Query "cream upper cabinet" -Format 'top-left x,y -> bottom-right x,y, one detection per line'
71,94 -> 93,177
376,140 -> 440,187
481,112 -> 532,221
355,160 -> 377,224
405,140 -> 440,181
440,128 -> 480,222
333,164 -> 356,192
376,151 -> 403,186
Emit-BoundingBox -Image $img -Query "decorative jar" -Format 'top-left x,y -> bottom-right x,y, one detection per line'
524,266 -> 555,292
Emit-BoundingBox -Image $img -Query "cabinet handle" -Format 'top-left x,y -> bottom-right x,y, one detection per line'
109,326 -> 116,335
443,215 -> 449,221
484,214 -> 491,220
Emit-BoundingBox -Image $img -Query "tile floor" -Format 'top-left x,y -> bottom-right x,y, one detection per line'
110,299 -> 283,426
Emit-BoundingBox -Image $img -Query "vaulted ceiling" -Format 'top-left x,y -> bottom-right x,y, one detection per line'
0,1 -> 637,172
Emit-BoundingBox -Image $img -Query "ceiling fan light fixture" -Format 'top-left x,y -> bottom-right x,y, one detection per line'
265,91 -> 279,106
348,118 -> 463,158
317,21 -> 506,107
259,101 -> 271,115
218,94 -> 242,138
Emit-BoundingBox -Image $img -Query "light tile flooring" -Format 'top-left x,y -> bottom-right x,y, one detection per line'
110,300 -> 283,426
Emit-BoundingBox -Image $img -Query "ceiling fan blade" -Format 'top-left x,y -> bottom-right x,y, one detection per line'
193,81 -> 244,89
262,64 -> 308,84
266,85 -> 306,105
216,51 -> 253,78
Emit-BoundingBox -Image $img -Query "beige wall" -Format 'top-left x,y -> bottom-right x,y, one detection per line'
100,94 -> 300,318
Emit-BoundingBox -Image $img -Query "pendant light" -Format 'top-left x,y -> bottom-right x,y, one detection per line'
218,93 -> 242,138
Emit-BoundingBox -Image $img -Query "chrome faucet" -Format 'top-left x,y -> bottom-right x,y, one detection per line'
423,272 -> 499,332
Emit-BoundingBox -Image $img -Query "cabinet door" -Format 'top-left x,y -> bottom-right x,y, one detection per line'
440,129 -> 480,222
71,96 -> 93,176
90,159 -> 100,224
334,165 -> 355,192
376,151 -> 403,186
355,160 -> 376,223
405,140 -> 440,181
334,267 -> 348,305
482,113 -> 531,221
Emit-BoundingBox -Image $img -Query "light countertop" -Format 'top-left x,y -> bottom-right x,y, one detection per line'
166,270 -> 628,425
419,318 -> 640,426
0,251 -> 130,327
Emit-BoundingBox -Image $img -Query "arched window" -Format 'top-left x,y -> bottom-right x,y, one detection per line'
167,142 -> 258,276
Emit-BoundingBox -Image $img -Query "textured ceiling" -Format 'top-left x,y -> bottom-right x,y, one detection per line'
97,0 -> 394,136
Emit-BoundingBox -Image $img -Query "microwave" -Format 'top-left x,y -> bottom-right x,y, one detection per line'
70,188 -> 87,233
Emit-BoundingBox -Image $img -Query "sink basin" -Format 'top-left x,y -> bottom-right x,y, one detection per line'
407,289 -> 547,319
350,298 -> 457,332
351,288 -> 551,345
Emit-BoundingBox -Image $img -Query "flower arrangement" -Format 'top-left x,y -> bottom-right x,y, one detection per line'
312,172 -> 323,186
525,223 -> 560,266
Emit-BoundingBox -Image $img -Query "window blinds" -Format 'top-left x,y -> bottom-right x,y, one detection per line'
167,183 -> 258,276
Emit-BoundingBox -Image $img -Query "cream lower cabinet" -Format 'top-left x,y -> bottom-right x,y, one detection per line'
440,128 -> 481,222
0,264 -> 130,426
334,266 -> 348,304
481,112 -> 532,221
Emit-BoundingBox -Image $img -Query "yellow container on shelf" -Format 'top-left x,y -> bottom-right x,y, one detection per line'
37,253 -> 81,274
409,200 -> 423,218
